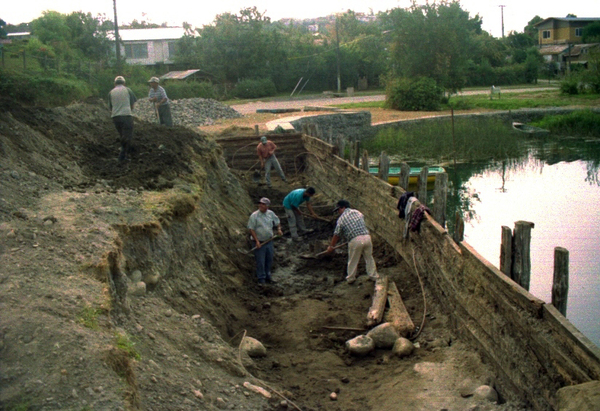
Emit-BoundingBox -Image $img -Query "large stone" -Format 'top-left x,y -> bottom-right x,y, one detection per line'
240,336 -> 267,358
392,337 -> 414,358
346,335 -> 375,356
557,380 -> 600,411
473,385 -> 498,403
367,322 -> 400,349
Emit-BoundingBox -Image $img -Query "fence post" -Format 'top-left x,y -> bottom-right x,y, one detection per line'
361,150 -> 370,172
378,151 -> 389,183
418,166 -> 429,203
353,141 -> 360,168
500,226 -> 512,277
453,211 -> 464,243
552,247 -> 569,316
433,172 -> 448,228
337,137 -> 345,160
254,125 -> 259,135
512,221 -> 534,290
399,163 -> 410,190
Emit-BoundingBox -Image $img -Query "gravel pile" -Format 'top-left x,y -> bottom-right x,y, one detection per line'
135,97 -> 243,128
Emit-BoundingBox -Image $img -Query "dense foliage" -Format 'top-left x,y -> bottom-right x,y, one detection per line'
385,77 -> 442,111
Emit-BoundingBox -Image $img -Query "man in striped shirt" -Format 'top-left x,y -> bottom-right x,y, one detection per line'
148,77 -> 173,126
327,200 -> 379,284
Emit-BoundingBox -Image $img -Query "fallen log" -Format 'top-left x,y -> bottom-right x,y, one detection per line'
367,276 -> 389,327
385,281 -> 415,337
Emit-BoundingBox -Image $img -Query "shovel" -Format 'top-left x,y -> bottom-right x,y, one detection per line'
299,242 -> 348,260
300,211 -> 334,223
237,235 -> 281,256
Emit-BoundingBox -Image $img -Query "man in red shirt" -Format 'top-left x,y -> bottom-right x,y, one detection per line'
257,136 -> 287,187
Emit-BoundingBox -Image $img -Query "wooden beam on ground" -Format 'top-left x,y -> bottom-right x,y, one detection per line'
366,276 -> 389,327
385,280 -> 415,337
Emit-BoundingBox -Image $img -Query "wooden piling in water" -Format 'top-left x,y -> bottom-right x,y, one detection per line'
399,163 -> 410,191
418,166 -> 429,203
453,211 -> 464,243
378,152 -> 390,183
552,247 -> 569,316
433,173 -> 448,228
512,221 -> 534,290
353,141 -> 360,168
500,226 -> 512,277
361,150 -> 370,172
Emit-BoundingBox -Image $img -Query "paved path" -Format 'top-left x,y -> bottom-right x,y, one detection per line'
231,87 -> 558,115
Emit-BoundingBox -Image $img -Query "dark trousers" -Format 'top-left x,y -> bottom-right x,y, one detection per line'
253,241 -> 274,283
158,104 -> 173,127
112,115 -> 134,161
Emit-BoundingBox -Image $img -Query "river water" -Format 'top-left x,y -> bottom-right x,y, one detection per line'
445,137 -> 600,348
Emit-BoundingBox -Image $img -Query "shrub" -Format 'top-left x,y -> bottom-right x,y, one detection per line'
163,81 -> 218,100
560,76 -> 580,95
232,78 -> 277,99
385,77 -> 442,111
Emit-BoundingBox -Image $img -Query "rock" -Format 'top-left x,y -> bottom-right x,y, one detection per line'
129,281 -> 147,297
129,270 -> 143,283
193,389 -> 203,399
459,378 -> 477,397
392,337 -> 414,358
473,385 -> 498,403
240,336 -> 267,358
367,322 -> 400,349
345,335 -> 375,356
556,380 -> 600,411
329,392 -> 338,401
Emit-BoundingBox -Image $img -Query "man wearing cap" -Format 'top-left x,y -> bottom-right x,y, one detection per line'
327,200 -> 379,284
283,187 -> 318,241
257,136 -> 286,187
108,76 -> 137,162
148,77 -> 173,126
247,197 -> 283,284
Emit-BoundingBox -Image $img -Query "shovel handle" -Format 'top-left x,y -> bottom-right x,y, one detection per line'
249,235 -> 281,253
315,242 -> 348,257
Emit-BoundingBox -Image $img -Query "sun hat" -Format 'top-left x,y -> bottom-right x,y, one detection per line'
148,76 -> 160,83
260,136 -> 268,144
258,197 -> 271,206
333,199 -> 350,212
114,76 -> 126,84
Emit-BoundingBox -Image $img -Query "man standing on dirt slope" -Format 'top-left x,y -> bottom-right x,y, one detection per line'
257,135 -> 287,187
247,197 -> 283,284
283,187 -> 319,242
148,77 -> 173,126
108,76 -> 137,162
327,199 -> 379,284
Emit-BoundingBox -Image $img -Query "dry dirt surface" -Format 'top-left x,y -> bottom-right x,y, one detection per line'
0,97 -> 527,411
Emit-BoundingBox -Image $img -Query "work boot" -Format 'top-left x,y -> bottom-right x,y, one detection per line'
266,277 -> 276,284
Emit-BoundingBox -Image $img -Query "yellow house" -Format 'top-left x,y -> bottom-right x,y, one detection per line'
535,17 -> 600,45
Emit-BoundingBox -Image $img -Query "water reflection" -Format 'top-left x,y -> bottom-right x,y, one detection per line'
445,136 -> 600,348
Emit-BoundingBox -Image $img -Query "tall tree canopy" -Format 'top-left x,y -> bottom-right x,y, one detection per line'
381,0 -> 482,92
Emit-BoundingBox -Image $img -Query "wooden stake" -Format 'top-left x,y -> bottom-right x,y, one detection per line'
367,276 -> 389,327
433,172 -> 448,228
500,226 -> 512,277
418,166 -> 429,203
512,221 -> 534,290
552,247 -> 569,316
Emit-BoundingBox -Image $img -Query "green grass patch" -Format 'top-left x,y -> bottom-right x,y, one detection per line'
364,117 -> 524,163
332,101 -> 385,109
115,332 -> 141,361
77,306 -> 103,330
533,110 -> 600,137
446,90 -> 600,111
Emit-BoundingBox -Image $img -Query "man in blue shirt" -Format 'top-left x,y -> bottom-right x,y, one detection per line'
247,197 -> 283,284
327,199 -> 379,284
282,187 -> 318,241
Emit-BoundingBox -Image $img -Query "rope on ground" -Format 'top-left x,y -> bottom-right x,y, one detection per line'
294,151 -> 324,175
234,330 -> 303,411
410,248 -> 427,341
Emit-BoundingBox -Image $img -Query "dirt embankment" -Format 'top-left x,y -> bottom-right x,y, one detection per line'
0,98 -> 525,411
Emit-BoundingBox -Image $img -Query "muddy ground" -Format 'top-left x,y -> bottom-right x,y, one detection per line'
0,97 -> 527,411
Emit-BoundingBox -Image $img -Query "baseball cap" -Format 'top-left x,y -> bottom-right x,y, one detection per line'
258,197 -> 271,206
148,77 -> 160,83
114,76 -> 126,84
260,136 -> 268,144
333,199 -> 350,212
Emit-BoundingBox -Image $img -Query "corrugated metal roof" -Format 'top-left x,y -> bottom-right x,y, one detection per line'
539,45 -> 569,55
109,27 -> 186,41
160,70 -> 201,80
535,17 -> 600,26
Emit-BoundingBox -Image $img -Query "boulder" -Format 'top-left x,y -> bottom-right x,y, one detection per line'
240,336 -> 267,358
367,322 -> 400,349
557,380 -> 600,411
392,337 -> 414,358
346,335 -> 375,356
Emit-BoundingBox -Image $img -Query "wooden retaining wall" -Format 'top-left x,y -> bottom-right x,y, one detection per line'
217,133 -> 306,173
301,134 -> 600,411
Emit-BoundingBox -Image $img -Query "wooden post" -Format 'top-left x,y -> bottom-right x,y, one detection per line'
433,172 -> 448,228
453,211 -> 464,243
500,226 -> 512,277
337,137 -> 345,160
418,166 -> 429,203
552,247 -> 569,316
254,125 -> 259,135
353,141 -> 360,168
378,152 -> 390,183
367,276 -> 389,327
361,150 -> 370,172
399,162 -> 410,190
512,221 -> 534,290
302,124 -> 309,135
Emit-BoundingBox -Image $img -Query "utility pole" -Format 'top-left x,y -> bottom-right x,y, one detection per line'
335,15 -> 341,93
113,0 -> 122,72
499,5 -> 506,38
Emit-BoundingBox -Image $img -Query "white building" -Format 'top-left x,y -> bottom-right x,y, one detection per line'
112,27 -> 186,66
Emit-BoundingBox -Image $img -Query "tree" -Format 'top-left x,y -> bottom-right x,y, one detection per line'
524,16 -> 543,41
382,1 -> 482,93
582,22 -> 600,43
0,19 -> 7,38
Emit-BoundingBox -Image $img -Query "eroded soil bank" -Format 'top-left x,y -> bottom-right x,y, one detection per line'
0,99 -> 525,411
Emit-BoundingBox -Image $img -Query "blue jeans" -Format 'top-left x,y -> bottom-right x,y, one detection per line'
253,241 -> 274,283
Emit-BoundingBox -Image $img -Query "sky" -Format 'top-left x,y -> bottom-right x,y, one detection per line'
2,0 -> 598,38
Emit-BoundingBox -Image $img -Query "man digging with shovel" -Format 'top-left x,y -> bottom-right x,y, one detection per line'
247,197 -> 283,285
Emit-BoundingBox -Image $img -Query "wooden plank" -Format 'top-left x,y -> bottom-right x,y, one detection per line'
385,280 -> 415,337
366,276 -> 389,327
